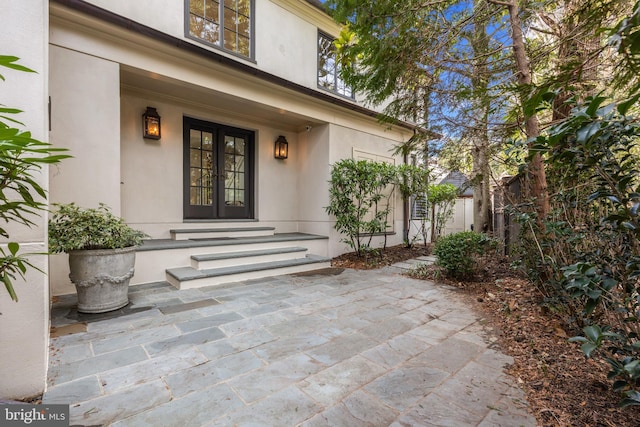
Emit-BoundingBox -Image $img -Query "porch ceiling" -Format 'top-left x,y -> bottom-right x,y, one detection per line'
121,66 -> 324,132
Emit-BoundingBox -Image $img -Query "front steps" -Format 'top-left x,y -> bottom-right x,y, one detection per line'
167,254 -> 330,289
170,226 -> 275,240
134,227 -> 330,290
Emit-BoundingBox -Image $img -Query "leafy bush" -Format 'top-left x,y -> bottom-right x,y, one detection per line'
325,159 -> 396,256
433,231 -> 491,279
429,183 -> 458,242
395,163 -> 431,247
527,95 -> 640,406
49,203 -> 147,253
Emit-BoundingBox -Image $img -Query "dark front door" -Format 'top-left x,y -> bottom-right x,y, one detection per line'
183,117 -> 254,219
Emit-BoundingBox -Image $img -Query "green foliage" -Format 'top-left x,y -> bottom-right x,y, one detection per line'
396,164 -> 431,247
325,159 -> 396,256
326,160 -> 464,256
0,56 -> 69,301
433,231 -> 492,279
0,56 -> 35,81
429,183 -> 458,242
49,203 -> 147,253
609,0 -> 640,97
525,94 -> 640,405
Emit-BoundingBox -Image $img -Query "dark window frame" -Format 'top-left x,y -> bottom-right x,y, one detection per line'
185,0 -> 255,60
183,116 -> 255,220
317,31 -> 354,99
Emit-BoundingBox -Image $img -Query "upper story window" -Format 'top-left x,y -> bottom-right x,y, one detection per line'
187,0 -> 253,58
318,32 -> 353,99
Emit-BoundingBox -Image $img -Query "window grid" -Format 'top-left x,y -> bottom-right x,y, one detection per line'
189,130 -> 214,207
188,0 -> 252,58
317,32 -> 354,99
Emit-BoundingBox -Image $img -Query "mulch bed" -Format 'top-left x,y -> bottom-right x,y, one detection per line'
332,244 -> 640,427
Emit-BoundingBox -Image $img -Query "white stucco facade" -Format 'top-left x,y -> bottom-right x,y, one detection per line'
46,0 -> 413,296
0,0 -> 50,400
2,0 -> 415,398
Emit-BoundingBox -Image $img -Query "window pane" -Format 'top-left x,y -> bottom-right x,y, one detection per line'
189,15 -> 204,39
203,186 -> 213,205
318,33 -> 353,98
190,1 -> 220,45
224,28 -> 237,52
203,21 -> 219,44
238,14 -> 250,38
225,137 -> 235,154
205,0 -> 219,22
190,149 -> 201,167
190,0 -> 205,17
237,36 -> 250,57
202,132 -> 213,150
189,0 -> 250,58
224,7 -> 237,31
237,0 -> 250,16
235,190 -> 245,205
190,130 -> 201,148
190,168 -> 201,187
190,187 -> 201,205
236,140 -> 245,156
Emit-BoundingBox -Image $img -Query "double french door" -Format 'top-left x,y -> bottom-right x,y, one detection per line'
183,117 -> 254,219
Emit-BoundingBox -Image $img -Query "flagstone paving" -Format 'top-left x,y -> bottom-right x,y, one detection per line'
44,263 -> 536,426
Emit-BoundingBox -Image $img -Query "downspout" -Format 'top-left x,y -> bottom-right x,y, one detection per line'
403,152 -> 409,244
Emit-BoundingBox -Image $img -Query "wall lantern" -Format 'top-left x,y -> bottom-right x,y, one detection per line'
274,135 -> 288,159
142,106 -> 161,140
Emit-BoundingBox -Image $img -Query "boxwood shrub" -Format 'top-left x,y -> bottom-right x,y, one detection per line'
433,231 -> 492,279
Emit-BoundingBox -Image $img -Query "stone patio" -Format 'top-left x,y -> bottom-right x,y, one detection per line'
44,263 -> 536,426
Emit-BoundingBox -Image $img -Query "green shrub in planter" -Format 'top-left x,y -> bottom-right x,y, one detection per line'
49,203 -> 147,253
433,231 -> 492,279
49,203 -> 148,313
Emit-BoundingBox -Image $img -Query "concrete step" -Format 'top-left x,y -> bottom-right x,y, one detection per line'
190,246 -> 308,270
166,255 -> 332,290
133,233 -> 329,285
170,226 -> 275,240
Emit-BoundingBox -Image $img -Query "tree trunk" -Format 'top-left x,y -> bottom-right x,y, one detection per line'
506,0 -> 549,220
472,138 -> 492,232
552,0 -> 601,121
471,0 -> 493,233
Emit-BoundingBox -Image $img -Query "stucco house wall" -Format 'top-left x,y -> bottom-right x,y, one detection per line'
0,0 -> 51,400
2,0 -> 418,399
46,1 -> 412,296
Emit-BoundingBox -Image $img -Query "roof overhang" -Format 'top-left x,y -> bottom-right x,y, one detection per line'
50,0 -> 421,133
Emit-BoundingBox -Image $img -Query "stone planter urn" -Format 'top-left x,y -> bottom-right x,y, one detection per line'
69,246 -> 136,313
49,203 -> 147,315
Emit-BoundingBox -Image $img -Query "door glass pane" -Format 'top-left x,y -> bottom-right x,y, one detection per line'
190,130 -> 214,207
190,187 -> 201,205
224,135 -> 246,207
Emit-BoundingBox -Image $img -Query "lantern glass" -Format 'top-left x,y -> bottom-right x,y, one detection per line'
142,107 -> 161,140
274,136 -> 288,159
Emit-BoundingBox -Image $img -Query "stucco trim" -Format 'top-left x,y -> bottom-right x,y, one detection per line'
273,0 -> 341,35
50,0 -> 418,132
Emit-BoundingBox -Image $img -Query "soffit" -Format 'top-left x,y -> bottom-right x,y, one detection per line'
121,66 -> 323,132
